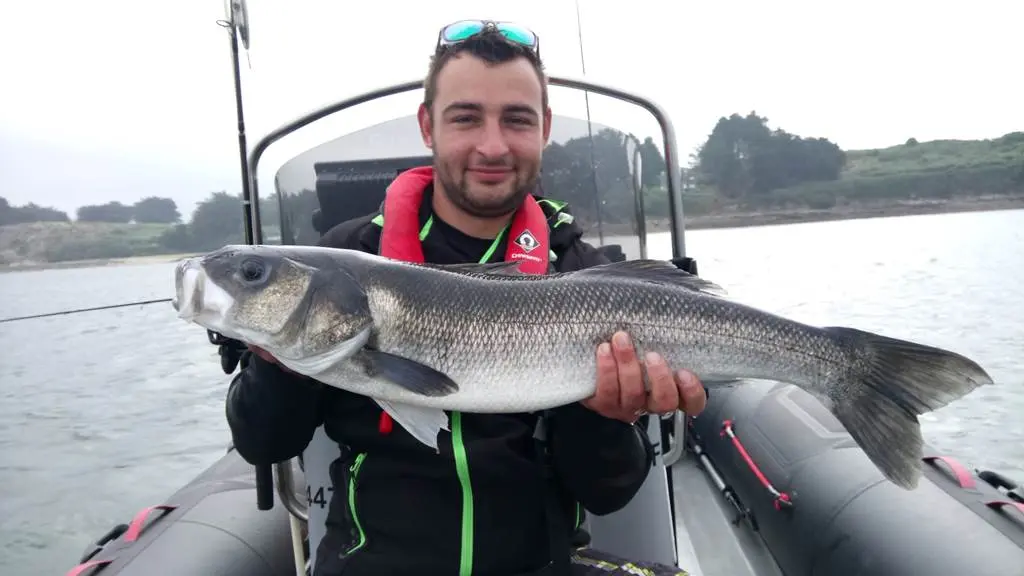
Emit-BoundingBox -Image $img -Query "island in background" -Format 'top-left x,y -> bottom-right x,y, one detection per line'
3,112 -> 1023,271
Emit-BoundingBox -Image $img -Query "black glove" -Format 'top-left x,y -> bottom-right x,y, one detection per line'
207,330 -> 250,374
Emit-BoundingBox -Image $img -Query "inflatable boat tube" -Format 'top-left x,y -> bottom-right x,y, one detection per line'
688,379 -> 1024,576
66,446 -> 299,576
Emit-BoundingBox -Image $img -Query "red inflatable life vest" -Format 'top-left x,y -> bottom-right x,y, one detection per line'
378,166 -> 551,275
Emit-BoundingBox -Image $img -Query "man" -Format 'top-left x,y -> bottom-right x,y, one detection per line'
226,20 -> 706,576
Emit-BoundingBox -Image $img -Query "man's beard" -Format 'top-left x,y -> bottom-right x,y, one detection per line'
434,159 -> 539,219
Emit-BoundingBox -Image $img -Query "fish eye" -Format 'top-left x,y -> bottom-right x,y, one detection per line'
238,257 -> 268,284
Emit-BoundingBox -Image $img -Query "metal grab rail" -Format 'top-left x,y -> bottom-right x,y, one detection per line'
661,411 -> 687,467
275,460 -> 309,522
245,75 -> 688,261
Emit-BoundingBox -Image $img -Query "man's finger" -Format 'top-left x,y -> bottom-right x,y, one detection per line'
645,352 -> 679,414
584,342 -> 619,414
676,369 -> 707,416
612,332 -> 645,414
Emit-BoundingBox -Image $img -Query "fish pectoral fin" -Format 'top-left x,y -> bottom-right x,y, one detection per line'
359,349 -> 460,396
573,259 -> 727,296
375,399 -> 448,451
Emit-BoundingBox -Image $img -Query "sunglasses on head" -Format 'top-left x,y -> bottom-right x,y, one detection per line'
436,19 -> 540,56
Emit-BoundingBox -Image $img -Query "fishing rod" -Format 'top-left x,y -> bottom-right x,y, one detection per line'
574,0 -> 605,245
215,0 -> 280,525
216,0 -> 255,246
0,298 -> 173,324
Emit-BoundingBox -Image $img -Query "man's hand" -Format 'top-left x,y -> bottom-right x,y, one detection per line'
582,331 -> 707,423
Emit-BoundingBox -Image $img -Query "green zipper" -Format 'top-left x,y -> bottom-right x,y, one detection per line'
451,411 -> 475,575
452,231 -> 508,576
346,453 -> 368,554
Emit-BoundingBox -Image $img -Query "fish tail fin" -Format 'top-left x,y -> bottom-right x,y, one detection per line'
824,326 -> 992,490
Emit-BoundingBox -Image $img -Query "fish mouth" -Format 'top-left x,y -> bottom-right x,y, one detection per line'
173,257 -> 237,329
173,258 -> 203,320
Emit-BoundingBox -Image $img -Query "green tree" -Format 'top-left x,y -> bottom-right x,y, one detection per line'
538,126 -> 681,230
694,111 -> 845,198
184,191 -> 246,250
133,196 -> 181,223
158,224 -> 193,252
694,112 -> 770,198
638,136 -> 666,189
0,197 -> 70,225
77,201 -> 134,223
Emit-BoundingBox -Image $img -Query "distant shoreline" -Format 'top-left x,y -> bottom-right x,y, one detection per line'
592,195 -> 1024,236
683,195 -> 1024,231
3,196 -> 1023,272
0,252 -> 199,274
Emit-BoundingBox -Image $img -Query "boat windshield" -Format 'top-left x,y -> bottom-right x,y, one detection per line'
251,81 -> 676,261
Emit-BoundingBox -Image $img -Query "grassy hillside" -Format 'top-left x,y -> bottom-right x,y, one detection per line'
0,221 -> 172,266
749,132 -> 1024,210
845,133 -> 1024,177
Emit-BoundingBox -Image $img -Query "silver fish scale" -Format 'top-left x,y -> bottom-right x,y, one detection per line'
359,263 -> 854,413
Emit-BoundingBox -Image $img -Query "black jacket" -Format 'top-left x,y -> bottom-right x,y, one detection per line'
225,189 -> 655,576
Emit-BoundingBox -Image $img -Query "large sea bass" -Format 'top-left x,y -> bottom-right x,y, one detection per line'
173,244 -> 992,490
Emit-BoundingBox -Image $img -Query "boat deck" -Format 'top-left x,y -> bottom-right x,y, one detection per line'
668,454 -> 783,576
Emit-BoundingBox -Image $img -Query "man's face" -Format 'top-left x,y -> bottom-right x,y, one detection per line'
418,52 -> 552,219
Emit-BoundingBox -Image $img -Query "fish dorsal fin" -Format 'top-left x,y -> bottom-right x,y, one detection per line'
574,259 -> 728,296
425,261 -> 526,277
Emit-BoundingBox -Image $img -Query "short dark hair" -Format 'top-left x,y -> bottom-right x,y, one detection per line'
423,30 -> 548,113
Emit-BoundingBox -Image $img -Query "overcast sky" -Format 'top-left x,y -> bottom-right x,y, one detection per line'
1,0 -> 1021,218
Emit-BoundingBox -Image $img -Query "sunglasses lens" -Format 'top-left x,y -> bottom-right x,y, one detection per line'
442,20 -> 485,42
496,23 -> 537,47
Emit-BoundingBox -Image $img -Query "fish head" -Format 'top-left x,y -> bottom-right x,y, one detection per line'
173,244 -> 374,362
